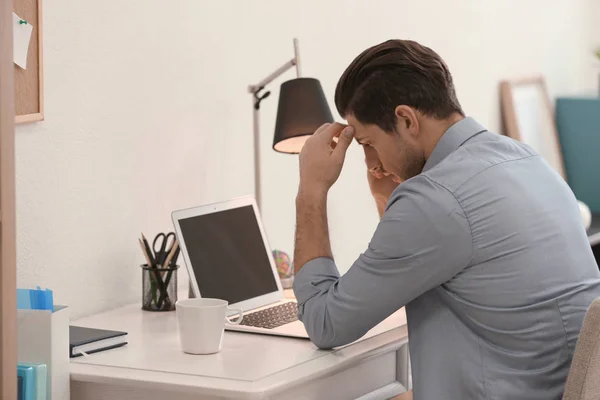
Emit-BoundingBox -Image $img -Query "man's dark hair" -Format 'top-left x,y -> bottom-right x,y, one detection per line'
335,39 -> 464,132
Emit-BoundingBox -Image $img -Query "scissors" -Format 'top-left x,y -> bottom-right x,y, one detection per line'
152,232 -> 176,266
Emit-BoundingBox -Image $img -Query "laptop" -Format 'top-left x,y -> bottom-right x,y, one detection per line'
171,196 -> 309,339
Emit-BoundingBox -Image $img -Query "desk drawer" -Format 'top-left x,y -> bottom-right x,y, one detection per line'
274,349 -> 404,400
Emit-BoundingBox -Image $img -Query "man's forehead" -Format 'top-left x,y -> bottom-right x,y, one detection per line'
348,123 -> 368,143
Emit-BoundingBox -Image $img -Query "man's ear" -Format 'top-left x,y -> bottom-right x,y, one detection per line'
394,105 -> 419,138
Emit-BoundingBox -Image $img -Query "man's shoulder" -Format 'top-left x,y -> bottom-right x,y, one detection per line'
422,131 -> 538,194
387,172 -> 462,216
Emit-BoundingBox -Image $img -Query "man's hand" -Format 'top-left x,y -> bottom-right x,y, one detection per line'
298,123 -> 355,196
364,145 -> 400,218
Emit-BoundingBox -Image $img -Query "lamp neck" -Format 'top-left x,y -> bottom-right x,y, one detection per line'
248,38 -> 302,94
293,38 -> 301,78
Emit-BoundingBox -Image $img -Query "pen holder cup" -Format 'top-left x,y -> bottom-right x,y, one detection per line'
141,264 -> 179,311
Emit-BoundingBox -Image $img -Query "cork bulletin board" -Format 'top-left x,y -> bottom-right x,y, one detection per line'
14,0 -> 43,124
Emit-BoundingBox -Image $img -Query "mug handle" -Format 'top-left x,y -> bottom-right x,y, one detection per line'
225,308 -> 244,325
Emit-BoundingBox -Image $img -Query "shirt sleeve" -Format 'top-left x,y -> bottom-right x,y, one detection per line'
293,176 -> 473,349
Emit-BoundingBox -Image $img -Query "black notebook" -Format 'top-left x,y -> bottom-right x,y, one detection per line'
69,325 -> 128,358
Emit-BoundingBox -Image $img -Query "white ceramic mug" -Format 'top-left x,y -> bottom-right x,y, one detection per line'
176,298 -> 243,354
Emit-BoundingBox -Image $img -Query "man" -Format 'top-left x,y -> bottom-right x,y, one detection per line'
292,39 -> 600,400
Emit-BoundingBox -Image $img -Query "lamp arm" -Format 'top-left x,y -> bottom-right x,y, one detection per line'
248,58 -> 297,94
248,36 -> 303,94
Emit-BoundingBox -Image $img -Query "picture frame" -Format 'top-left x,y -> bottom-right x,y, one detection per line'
499,76 -> 565,179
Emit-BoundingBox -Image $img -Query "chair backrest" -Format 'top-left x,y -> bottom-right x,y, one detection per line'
563,297 -> 600,400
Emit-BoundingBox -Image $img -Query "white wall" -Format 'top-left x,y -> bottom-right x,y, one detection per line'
16,0 -> 599,318
591,1 -> 600,65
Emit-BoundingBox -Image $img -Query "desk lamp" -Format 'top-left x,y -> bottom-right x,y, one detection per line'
248,38 -> 333,210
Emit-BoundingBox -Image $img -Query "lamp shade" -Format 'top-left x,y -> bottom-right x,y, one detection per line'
272,77 -> 334,153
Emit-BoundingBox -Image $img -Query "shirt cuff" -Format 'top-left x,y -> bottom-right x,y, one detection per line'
293,257 -> 340,310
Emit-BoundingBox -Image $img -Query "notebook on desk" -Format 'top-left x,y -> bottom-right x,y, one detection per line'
172,196 -> 309,339
69,325 -> 128,357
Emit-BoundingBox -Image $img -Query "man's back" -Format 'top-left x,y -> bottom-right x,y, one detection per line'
408,122 -> 600,399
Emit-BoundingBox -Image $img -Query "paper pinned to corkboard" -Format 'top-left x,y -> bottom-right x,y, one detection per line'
12,12 -> 33,70
14,0 -> 43,124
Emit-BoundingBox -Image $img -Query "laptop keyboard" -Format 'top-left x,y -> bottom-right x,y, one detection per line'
239,302 -> 299,329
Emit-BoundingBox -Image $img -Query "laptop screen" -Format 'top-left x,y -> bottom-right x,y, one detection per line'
178,205 -> 279,304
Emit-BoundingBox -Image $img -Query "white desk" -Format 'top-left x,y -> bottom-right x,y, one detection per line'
70,291 -> 409,400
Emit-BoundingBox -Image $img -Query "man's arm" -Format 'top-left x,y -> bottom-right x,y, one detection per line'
293,176 -> 472,349
293,122 -> 354,275
294,189 -> 332,275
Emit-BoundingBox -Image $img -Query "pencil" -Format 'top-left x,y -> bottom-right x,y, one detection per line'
162,240 -> 179,270
170,247 -> 181,268
138,239 -> 153,267
141,233 -> 156,267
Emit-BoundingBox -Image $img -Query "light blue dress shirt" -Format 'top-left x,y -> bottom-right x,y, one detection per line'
293,117 -> 600,400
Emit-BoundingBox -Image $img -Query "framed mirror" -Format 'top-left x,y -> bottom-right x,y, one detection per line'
500,76 -> 566,179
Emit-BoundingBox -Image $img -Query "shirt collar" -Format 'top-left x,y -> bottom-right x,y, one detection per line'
422,117 -> 487,172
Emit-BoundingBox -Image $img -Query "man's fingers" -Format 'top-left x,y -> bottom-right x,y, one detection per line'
314,123 -> 332,136
308,122 -> 352,157
363,145 -> 380,169
363,145 -> 388,178
316,122 -> 346,142
364,145 -> 386,178
369,165 -> 384,179
333,126 -> 354,156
